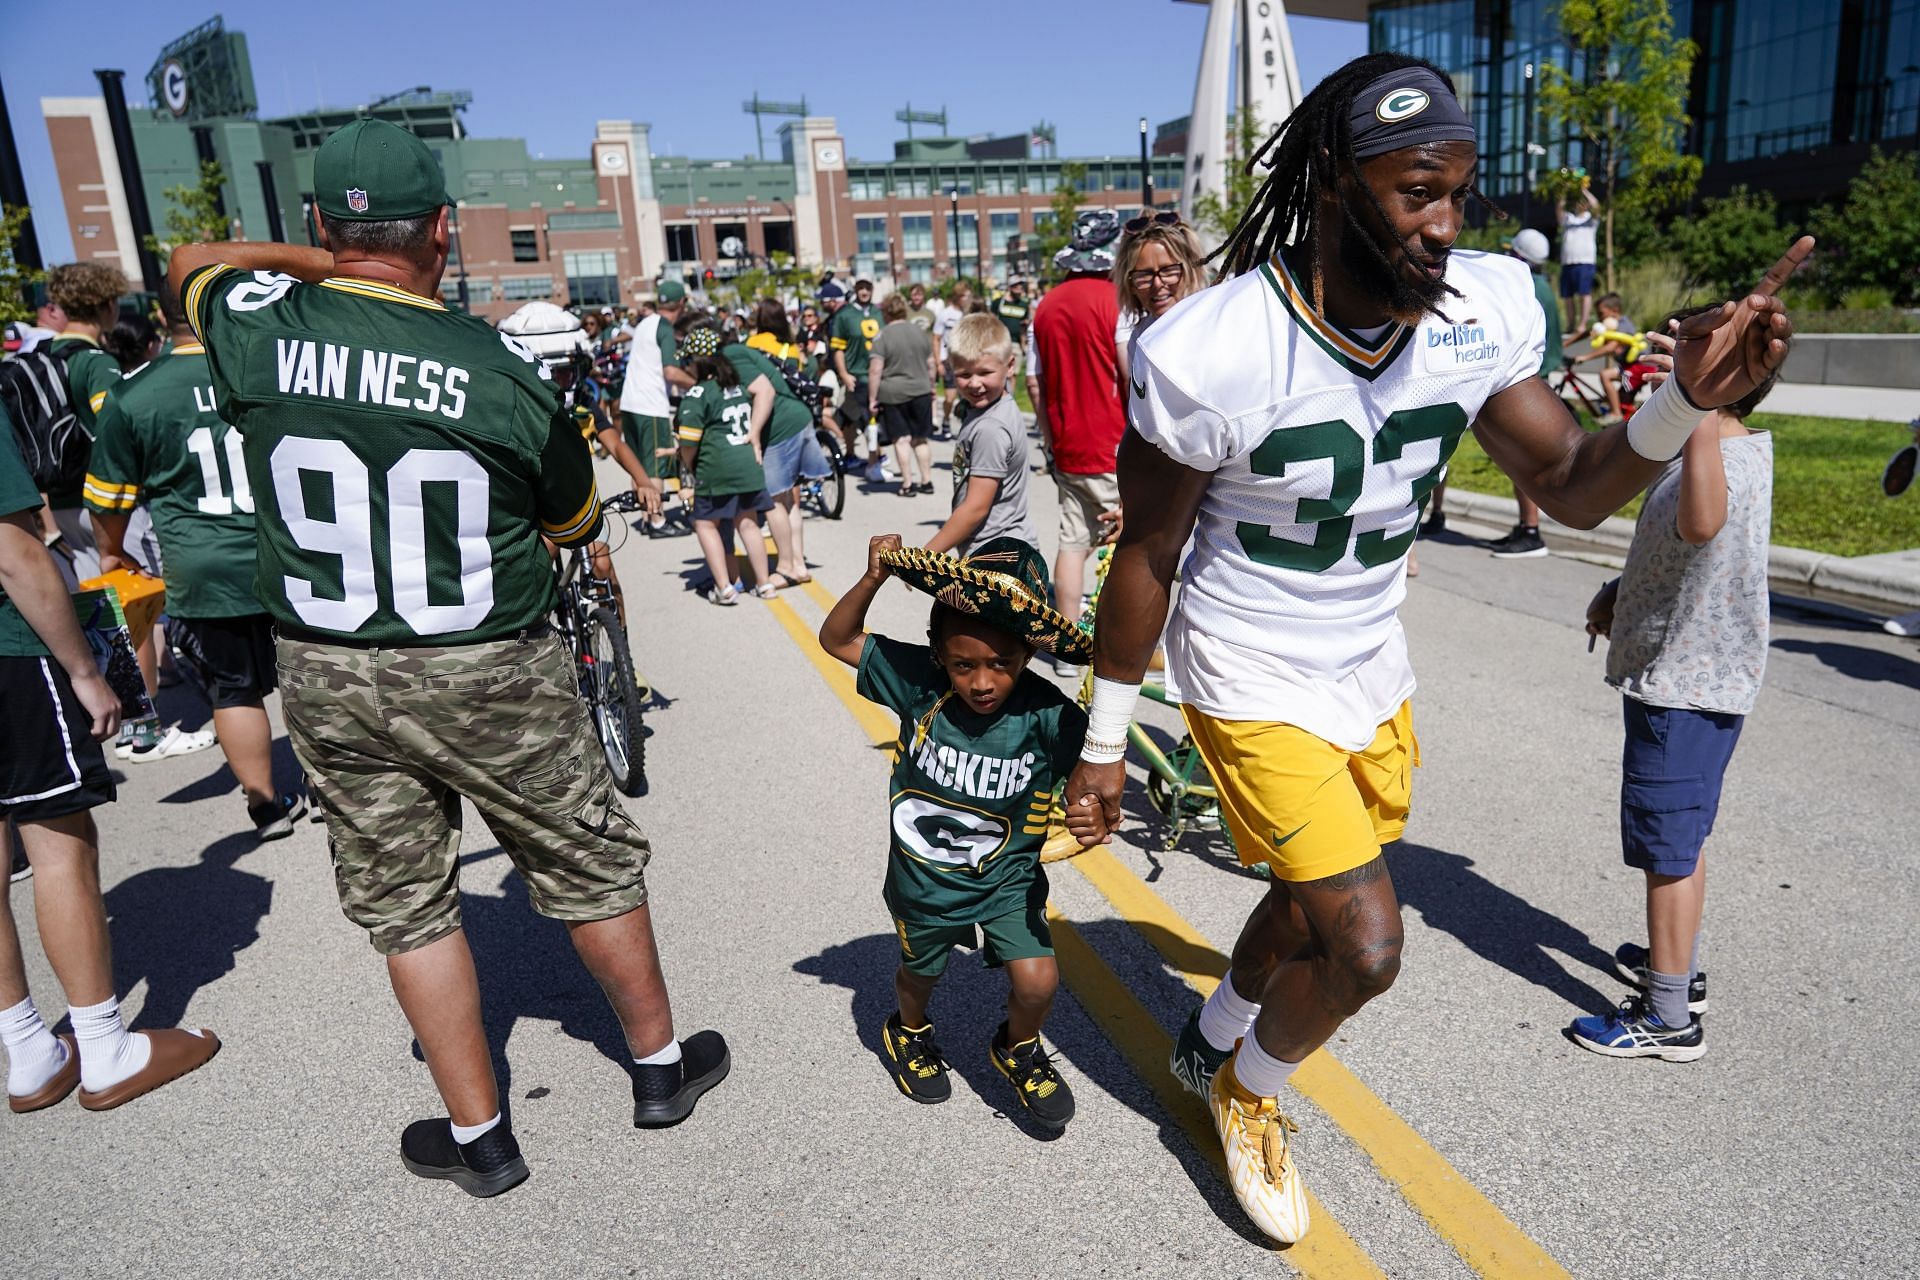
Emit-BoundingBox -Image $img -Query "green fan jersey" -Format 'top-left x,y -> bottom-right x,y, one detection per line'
0,414 -> 51,658
829,302 -> 879,378
83,342 -> 262,619
184,265 -> 601,646
992,295 -> 1032,343
856,635 -> 1088,926
47,336 -> 123,509
718,342 -> 811,447
675,380 -> 765,497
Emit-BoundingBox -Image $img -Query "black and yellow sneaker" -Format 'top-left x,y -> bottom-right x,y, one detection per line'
882,1013 -> 951,1104
989,1021 -> 1075,1131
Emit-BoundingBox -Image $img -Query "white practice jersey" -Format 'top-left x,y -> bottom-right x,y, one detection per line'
1129,249 -> 1544,749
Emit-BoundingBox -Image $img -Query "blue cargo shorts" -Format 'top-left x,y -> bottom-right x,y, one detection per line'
1619,698 -> 1745,877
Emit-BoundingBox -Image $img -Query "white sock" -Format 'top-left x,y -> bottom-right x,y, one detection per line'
1197,973 -> 1261,1053
1233,1032 -> 1303,1099
1,997 -> 69,1096
69,996 -> 151,1092
449,1112 -> 501,1145
634,1039 -> 683,1067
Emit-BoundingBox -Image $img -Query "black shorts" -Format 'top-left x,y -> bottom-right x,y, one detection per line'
174,613 -> 277,708
878,395 -> 933,445
0,655 -> 115,822
836,380 -> 871,431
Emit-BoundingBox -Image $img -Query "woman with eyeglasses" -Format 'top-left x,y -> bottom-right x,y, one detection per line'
1112,211 -> 1208,398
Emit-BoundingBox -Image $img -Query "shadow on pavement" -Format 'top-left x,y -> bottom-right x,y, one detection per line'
159,735 -> 305,806
1388,840 -> 1618,1012
1770,636 -> 1920,686
103,829 -> 272,1031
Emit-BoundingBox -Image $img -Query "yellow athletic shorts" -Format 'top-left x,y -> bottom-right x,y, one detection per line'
1180,701 -> 1419,883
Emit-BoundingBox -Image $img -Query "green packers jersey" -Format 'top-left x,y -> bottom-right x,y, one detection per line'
992,296 -> 1031,341
48,337 -> 122,508
83,342 -> 262,619
675,380 -> 764,497
184,265 -> 601,646
857,635 -> 1088,926
719,343 -> 811,447
829,303 -> 879,377
0,417 -> 51,658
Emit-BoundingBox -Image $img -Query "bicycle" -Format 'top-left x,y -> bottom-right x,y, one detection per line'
798,426 -> 847,520
551,490 -> 649,795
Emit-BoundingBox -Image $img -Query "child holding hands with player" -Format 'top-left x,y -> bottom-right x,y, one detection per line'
818,532 -> 1094,1129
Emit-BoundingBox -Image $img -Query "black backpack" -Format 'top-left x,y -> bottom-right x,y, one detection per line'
0,346 -> 89,495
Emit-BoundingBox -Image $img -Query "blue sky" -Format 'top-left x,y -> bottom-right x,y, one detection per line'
2,1 -> 1366,263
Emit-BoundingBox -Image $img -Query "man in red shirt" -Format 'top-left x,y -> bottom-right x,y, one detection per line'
1031,210 -> 1126,650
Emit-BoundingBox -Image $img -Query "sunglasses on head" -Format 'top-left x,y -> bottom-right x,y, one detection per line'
1124,210 -> 1182,234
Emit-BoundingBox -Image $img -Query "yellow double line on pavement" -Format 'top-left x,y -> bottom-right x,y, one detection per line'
758,588 -> 1569,1279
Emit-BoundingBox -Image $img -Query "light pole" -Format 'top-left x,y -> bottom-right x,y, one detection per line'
1139,116 -> 1152,211
1521,62 -> 1536,226
947,188 -> 961,283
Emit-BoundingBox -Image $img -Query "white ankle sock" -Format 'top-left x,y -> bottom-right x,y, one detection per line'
449,1112 -> 501,1145
1197,974 -> 1261,1053
1,997 -> 69,1096
69,997 -> 151,1092
634,1039 -> 683,1067
1233,1033 -> 1302,1099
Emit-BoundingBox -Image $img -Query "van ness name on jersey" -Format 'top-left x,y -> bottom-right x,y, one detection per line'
912,740 -> 1036,801
274,337 -> 469,419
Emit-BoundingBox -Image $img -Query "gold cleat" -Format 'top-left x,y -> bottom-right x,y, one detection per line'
1209,1054 -> 1311,1244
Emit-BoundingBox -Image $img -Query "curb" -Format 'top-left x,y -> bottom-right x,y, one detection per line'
1439,488 -> 1920,617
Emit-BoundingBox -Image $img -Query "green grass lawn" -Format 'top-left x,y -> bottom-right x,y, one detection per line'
1445,413 -> 1920,558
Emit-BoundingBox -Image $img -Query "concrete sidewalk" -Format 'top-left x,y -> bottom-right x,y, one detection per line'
1440,486 -> 1920,617
1758,381 -> 1917,422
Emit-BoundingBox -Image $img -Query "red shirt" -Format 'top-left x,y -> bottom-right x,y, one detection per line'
1032,276 -> 1125,475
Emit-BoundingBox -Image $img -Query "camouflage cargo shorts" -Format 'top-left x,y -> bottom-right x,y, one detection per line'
277,630 -> 651,956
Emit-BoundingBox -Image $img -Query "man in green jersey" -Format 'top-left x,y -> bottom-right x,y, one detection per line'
85,286 -> 309,841
991,278 -> 1033,368
168,119 -> 726,1198
39,263 -> 128,584
828,277 -> 881,467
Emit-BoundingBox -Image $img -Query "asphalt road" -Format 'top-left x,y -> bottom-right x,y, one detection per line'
5,451 -> 1916,1279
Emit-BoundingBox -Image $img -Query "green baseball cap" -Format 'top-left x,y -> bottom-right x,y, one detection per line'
314,119 -> 450,222
657,280 -> 687,303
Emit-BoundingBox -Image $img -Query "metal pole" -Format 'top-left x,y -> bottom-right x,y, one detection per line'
1139,117 -> 1152,210
0,73 -> 45,270
450,203 -> 470,310
93,69 -> 164,295
257,161 -> 285,243
1522,62 -> 1536,227
948,189 -> 960,282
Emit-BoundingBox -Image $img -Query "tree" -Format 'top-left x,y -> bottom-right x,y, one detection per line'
1538,0 -> 1701,290
1670,186 -> 1782,295
1812,149 -> 1920,305
1190,108 -> 1265,247
1029,161 -> 1086,281
143,160 -> 230,265
0,205 -> 44,325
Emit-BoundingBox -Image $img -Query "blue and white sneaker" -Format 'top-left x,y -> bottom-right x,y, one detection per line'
1170,1007 -> 1235,1098
1568,997 -> 1706,1062
1613,943 -> 1708,1013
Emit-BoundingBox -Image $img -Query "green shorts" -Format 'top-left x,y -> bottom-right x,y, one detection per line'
893,899 -> 1054,978
621,411 -> 676,479
278,631 -> 652,956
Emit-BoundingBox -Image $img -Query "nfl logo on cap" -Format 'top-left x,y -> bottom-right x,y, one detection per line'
346,188 -> 369,214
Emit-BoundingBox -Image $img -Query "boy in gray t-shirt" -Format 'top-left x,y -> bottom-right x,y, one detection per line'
1572,321 -> 1776,1065
925,315 -> 1040,559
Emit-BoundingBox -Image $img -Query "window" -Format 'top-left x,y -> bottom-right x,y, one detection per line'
564,251 -> 620,306
848,175 -> 887,200
439,278 -> 493,306
906,261 -> 934,284
548,211 -> 620,232
989,211 -> 1021,247
953,213 -> 979,257
502,170 -> 530,189
664,224 -> 699,262
501,276 -> 554,300
713,222 -> 748,257
1029,172 -> 1058,195
856,216 -> 890,257
897,173 -> 931,198
898,215 -> 934,255
763,221 -> 795,258
510,229 -> 539,262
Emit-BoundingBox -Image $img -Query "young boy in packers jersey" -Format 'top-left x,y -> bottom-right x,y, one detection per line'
818,532 -> 1095,1131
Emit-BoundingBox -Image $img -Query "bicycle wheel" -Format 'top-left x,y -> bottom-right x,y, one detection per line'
810,428 -> 847,519
584,606 -> 646,795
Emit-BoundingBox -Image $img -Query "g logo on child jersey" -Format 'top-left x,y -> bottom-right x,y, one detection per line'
892,793 -> 1010,870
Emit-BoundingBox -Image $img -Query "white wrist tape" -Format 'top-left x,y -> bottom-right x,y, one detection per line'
1625,376 -> 1708,462
1082,677 -> 1142,762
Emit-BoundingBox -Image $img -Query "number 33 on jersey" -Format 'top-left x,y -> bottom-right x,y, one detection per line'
183,266 -> 603,646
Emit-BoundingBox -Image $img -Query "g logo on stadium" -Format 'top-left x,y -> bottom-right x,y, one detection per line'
891,793 -> 1010,870
1375,88 -> 1431,123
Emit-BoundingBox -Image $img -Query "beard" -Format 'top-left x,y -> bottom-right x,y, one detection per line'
1336,222 -> 1454,325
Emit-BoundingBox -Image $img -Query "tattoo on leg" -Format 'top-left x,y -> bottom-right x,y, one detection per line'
1320,856 -> 1388,890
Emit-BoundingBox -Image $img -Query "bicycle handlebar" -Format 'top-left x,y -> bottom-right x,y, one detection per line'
603,491 -> 643,513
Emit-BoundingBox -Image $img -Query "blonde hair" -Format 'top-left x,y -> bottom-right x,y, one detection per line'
881,292 -> 909,323
47,262 -> 129,321
944,312 -> 1016,366
1113,220 -> 1207,319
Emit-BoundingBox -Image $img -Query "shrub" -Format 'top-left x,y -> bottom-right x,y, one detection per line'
1840,285 -> 1895,311
1812,150 -> 1920,305
1609,256 -> 1698,330
1671,186 -> 1783,295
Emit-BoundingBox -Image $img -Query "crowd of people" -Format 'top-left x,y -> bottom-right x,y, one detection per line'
0,51 -> 1821,1247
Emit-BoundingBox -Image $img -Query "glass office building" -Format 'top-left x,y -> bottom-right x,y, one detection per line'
1369,0 -> 1920,208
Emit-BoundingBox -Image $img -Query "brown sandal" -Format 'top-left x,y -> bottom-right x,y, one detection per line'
7,1033 -> 78,1113
76,1028 -> 221,1111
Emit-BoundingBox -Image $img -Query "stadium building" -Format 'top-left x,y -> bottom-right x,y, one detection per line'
40,18 -> 1183,322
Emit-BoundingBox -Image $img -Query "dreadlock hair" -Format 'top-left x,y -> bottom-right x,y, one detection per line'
1212,52 -> 1500,321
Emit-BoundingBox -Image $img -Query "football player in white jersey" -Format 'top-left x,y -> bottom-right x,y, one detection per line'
1063,53 -> 1810,1244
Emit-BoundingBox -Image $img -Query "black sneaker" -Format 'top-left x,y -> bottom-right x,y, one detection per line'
1613,943 -> 1708,1013
988,1022 -> 1075,1130
399,1117 -> 530,1198
632,1029 -> 730,1128
249,793 -> 308,842
1421,510 -> 1447,537
881,1013 -> 951,1104
1487,525 -> 1549,558
916,482 -> 936,495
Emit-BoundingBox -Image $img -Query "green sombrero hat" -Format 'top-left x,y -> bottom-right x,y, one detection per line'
881,537 -> 1093,663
